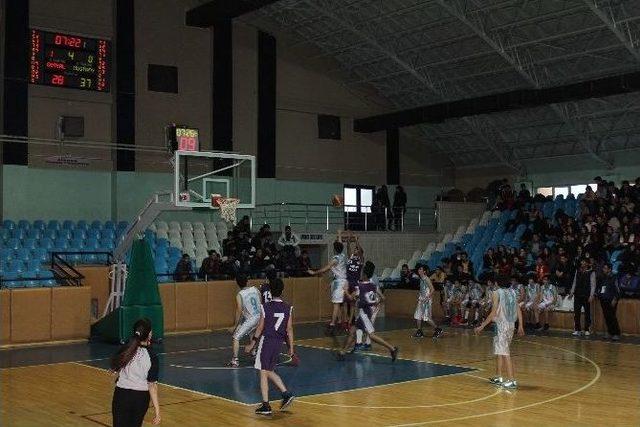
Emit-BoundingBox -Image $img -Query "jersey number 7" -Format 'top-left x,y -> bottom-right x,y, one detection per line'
274,313 -> 285,330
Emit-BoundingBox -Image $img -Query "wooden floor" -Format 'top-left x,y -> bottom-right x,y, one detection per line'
2,327 -> 639,426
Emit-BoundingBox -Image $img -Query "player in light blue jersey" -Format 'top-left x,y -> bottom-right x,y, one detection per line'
228,274 -> 262,367
475,280 -> 525,390
308,233 -> 348,335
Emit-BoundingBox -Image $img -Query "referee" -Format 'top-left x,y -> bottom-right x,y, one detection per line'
110,318 -> 161,426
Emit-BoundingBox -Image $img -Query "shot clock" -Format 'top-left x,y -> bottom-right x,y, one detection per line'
166,124 -> 200,153
29,29 -> 111,92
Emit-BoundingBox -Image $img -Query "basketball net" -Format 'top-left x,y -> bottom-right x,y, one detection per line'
212,194 -> 240,224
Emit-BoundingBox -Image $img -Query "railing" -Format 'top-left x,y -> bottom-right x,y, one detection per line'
50,252 -> 88,286
249,203 -> 436,233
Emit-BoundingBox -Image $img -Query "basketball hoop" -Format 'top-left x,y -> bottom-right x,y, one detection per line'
212,194 -> 240,223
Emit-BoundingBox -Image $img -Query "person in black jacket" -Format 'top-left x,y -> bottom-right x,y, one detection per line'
392,186 -> 407,232
569,259 -> 596,336
598,263 -> 621,340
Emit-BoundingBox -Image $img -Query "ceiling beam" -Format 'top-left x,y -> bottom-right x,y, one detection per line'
583,0 -> 640,62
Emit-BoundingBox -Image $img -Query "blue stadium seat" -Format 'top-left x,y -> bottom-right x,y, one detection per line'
42,229 -> 57,240
101,229 -> 116,240
62,220 -> 75,230
23,270 -> 40,287
154,259 -> 168,273
0,228 -> 9,240
168,247 -> 182,258
85,238 -> 99,249
54,238 -> 69,250
33,220 -> 46,230
26,229 -> 41,239
38,269 -> 57,286
57,229 -> 72,239
104,221 -> 116,230
47,220 -> 61,230
6,238 -> 20,250
11,228 -> 25,239
2,220 -> 16,230
72,229 -> 86,240
117,221 -> 129,231
77,220 -> 89,230
17,220 -> 31,230
7,260 -> 24,273
0,248 -> 13,262
39,238 -> 54,250
87,229 -> 101,239
70,239 -> 84,249
33,248 -> 49,263
15,248 -> 31,261
90,220 -> 102,230
157,274 -> 173,283
2,271 -> 21,288
156,238 -> 169,249
22,239 -> 37,250
99,239 -> 115,250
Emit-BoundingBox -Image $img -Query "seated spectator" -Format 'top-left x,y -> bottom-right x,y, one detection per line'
430,266 -> 447,289
299,250 -> 312,275
199,250 -> 221,280
399,263 -> 418,288
174,254 -> 193,282
277,226 -> 300,255
234,215 -> 251,236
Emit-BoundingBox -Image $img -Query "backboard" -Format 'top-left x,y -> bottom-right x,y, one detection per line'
173,150 -> 256,209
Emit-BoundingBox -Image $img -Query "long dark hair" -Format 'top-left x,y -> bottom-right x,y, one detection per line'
110,318 -> 152,371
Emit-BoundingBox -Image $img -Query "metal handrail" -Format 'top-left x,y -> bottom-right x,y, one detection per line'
249,203 -> 436,233
50,252 -> 87,286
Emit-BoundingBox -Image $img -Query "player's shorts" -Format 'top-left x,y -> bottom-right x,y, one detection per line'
493,320 -> 515,356
463,298 -> 480,308
233,316 -> 259,341
331,279 -> 348,304
538,299 -> 554,311
254,336 -> 282,371
414,299 -> 432,322
355,307 -> 375,334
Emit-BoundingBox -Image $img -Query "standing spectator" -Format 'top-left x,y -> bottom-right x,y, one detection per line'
199,250 -> 221,280
569,259 -> 596,336
299,250 -> 312,275
392,185 -> 407,231
376,185 -> 391,231
598,263 -> 621,341
174,254 -> 193,282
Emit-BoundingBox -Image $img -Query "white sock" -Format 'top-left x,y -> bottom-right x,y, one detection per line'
356,329 -> 363,344
474,311 -> 479,321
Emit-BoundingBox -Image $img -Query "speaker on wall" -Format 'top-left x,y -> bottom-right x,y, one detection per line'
318,114 -> 341,140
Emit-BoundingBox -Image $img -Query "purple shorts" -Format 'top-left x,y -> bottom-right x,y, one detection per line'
254,336 -> 282,371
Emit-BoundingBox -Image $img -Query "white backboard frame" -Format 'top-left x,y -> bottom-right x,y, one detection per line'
173,150 -> 256,209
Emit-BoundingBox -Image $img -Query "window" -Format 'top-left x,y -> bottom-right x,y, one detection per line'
537,187 -> 553,197
344,188 -> 357,213
360,188 -> 373,213
553,187 -> 569,198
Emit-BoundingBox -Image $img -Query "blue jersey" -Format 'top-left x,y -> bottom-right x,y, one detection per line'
356,281 -> 378,309
261,299 -> 292,341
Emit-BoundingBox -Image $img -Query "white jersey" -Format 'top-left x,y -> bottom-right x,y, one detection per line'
239,287 -> 262,319
331,253 -> 347,281
496,288 -> 518,324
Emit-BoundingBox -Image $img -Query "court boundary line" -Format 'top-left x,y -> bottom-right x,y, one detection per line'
385,338 -> 602,427
72,362 -> 254,407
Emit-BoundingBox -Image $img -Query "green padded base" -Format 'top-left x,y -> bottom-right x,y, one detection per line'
92,305 -> 164,344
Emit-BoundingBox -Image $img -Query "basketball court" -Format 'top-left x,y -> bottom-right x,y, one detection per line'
2,319 -> 639,426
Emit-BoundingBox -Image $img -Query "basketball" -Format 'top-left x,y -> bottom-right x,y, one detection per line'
331,194 -> 343,207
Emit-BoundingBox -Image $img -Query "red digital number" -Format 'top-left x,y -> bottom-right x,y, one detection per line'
179,137 -> 197,151
54,34 -> 63,45
54,34 -> 82,48
51,74 -> 65,86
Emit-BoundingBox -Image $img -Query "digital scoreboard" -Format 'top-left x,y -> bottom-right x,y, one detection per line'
29,29 -> 111,92
166,124 -> 200,152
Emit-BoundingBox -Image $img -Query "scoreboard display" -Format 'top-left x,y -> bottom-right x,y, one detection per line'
29,29 -> 110,92
166,124 -> 200,152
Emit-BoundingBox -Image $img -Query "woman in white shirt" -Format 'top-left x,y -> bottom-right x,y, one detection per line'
110,318 -> 161,426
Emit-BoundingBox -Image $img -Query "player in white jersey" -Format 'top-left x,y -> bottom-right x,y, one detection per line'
475,282 -> 525,389
461,281 -> 484,326
537,275 -> 558,331
523,275 -> 541,329
308,233 -> 348,335
413,265 -> 443,339
228,274 -> 262,367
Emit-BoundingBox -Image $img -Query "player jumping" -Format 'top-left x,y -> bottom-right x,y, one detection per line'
337,261 -> 399,362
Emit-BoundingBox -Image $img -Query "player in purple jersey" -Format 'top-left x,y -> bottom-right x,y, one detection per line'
337,261 -> 399,362
245,279 -> 295,416
346,236 -> 364,328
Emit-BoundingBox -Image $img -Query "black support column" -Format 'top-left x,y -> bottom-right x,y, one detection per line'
2,0 -> 29,165
115,0 -> 135,171
386,128 -> 399,185
257,31 -> 276,178
212,20 -> 233,151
